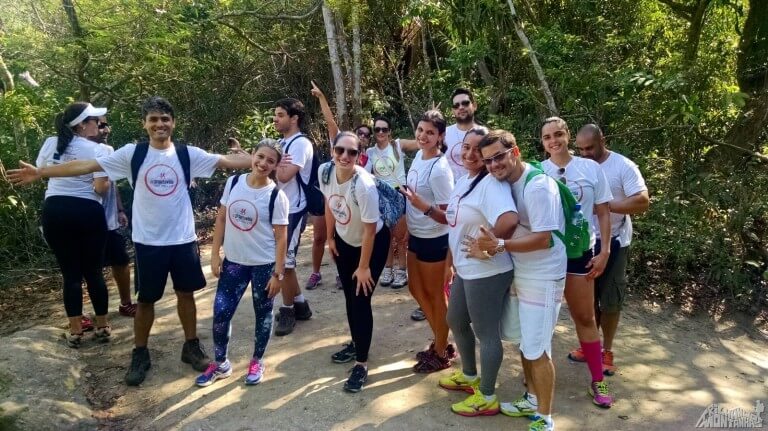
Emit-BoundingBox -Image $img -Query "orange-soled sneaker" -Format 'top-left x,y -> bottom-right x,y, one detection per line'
602,350 -> 616,376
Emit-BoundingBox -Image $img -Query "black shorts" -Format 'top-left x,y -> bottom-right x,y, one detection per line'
103,229 -> 130,267
408,234 -> 449,263
134,241 -> 206,303
566,247 -> 595,275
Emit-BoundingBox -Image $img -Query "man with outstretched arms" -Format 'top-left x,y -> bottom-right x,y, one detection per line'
8,96 -> 252,386
573,124 -> 649,376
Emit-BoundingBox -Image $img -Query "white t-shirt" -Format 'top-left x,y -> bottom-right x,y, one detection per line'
97,144 -> 120,231
96,143 -> 220,246
364,139 -> 406,188
36,136 -> 109,202
542,157 -> 613,248
444,124 -> 470,180
319,163 -> 383,247
510,163 -> 567,280
598,152 -> 648,247
220,175 -> 290,266
406,151 -> 454,238
278,133 -> 314,214
447,173 -> 515,280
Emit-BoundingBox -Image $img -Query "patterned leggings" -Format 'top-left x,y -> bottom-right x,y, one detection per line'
212,259 -> 274,363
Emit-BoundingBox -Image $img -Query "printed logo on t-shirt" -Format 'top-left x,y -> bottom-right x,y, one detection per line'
227,200 -> 259,231
446,194 -> 461,227
567,180 -> 586,202
373,156 -> 396,177
328,194 -> 352,225
406,170 -> 419,194
449,142 -> 463,169
144,164 -> 179,196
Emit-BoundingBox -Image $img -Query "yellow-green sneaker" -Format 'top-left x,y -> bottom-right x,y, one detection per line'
450,392 -> 500,417
439,370 -> 479,394
529,416 -> 554,431
500,392 -> 537,417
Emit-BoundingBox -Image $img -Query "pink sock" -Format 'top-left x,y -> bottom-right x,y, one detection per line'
581,340 -> 603,382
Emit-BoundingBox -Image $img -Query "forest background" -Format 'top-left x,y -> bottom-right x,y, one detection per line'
0,0 -> 766,316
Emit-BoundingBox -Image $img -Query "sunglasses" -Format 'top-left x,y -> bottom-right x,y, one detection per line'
482,147 -> 514,165
356,131 -> 371,138
374,127 -> 390,134
333,146 -> 360,158
557,167 -> 566,184
98,122 -> 110,130
452,100 -> 471,109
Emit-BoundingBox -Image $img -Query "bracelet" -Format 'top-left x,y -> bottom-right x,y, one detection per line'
423,205 -> 434,216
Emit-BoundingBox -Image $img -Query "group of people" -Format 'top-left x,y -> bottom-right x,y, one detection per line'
7,86 -> 649,431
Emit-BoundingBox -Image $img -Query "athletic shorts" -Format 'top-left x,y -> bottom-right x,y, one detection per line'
566,247 -> 595,275
134,241 -> 206,303
103,229 -> 130,267
513,276 -> 565,360
408,234 -> 448,263
285,211 -> 308,269
594,237 -> 628,313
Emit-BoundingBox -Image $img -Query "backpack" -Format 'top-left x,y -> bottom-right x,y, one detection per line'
283,134 -> 324,215
524,161 -> 590,259
227,174 -> 280,224
131,141 -> 195,203
321,162 -> 406,229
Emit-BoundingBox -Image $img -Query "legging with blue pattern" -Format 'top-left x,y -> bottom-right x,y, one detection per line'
212,258 -> 274,363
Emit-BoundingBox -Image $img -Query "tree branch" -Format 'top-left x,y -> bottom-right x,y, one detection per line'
213,0 -> 322,21
656,0 -> 694,21
215,20 -> 286,56
695,129 -> 768,163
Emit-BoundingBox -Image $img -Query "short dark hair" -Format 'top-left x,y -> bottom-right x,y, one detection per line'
372,116 -> 391,129
275,98 -> 306,129
451,87 -> 475,103
141,96 -> 175,120
419,110 -> 447,153
478,129 -> 518,151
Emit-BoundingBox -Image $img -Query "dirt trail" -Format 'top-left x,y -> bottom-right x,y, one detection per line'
0,227 -> 766,431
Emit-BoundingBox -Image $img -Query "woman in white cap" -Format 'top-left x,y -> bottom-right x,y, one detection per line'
35,102 -> 113,347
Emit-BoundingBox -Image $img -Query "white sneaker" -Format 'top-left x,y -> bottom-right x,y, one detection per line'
500,392 -> 538,417
391,269 -> 408,288
379,267 -> 393,286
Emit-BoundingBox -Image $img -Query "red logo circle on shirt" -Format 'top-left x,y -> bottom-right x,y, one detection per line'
144,164 -> 179,197
449,141 -> 463,167
406,169 -> 419,195
446,195 -> 461,227
228,199 -> 258,231
328,194 -> 352,225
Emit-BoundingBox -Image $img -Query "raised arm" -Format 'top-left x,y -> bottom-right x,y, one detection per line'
216,152 -> 252,170
7,159 -> 103,185
310,81 -> 340,141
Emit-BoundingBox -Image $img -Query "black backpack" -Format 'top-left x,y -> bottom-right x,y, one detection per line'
227,174 -> 280,223
130,141 -> 193,201
283,134 -> 324,215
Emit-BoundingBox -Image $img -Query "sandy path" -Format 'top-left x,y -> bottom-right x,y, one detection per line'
0,226 -> 765,431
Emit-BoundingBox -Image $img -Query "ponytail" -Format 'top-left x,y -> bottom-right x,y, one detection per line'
55,102 -> 90,155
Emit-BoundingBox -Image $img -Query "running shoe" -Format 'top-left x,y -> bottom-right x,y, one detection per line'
379,267 -> 393,286
66,332 -> 83,348
181,338 -> 211,372
528,416 -> 554,431
567,346 -> 586,362
118,303 -> 137,317
603,350 -> 616,376
305,272 -> 322,290
413,350 -> 451,373
94,325 -> 112,342
343,364 -> 368,393
500,393 -> 537,417
275,306 -> 296,336
589,380 -> 613,408
410,307 -> 426,321
124,347 -> 151,386
438,370 -> 479,393
294,300 -> 313,321
195,360 -> 232,387
331,342 -> 356,363
245,358 -> 264,385
444,343 -> 458,360
451,392 -> 499,417
416,342 -> 435,360
391,269 -> 407,288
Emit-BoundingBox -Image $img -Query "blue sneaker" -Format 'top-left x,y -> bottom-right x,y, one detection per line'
245,358 -> 264,385
195,360 -> 232,387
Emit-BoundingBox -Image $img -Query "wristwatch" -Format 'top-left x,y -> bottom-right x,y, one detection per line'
496,239 -> 506,254
423,205 -> 434,216
271,271 -> 285,281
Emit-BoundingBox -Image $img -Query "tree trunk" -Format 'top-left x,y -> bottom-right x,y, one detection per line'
351,11 -> 362,125
0,54 -> 29,160
62,0 -> 90,101
321,1 -> 347,128
420,19 -> 434,104
506,0 -> 558,116
683,0 -> 711,67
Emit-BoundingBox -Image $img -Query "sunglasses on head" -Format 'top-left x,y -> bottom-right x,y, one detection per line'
452,100 -> 471,109
333,146 -> 359,158
374,127 -> 390,133
98,122 -> 110,130
482,147 -> 514,165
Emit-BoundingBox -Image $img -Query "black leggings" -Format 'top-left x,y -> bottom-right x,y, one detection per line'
334,226 -> 390,363
42,196 -> 109,317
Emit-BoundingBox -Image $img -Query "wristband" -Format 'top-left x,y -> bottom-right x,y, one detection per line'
423,205 -> 434,216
